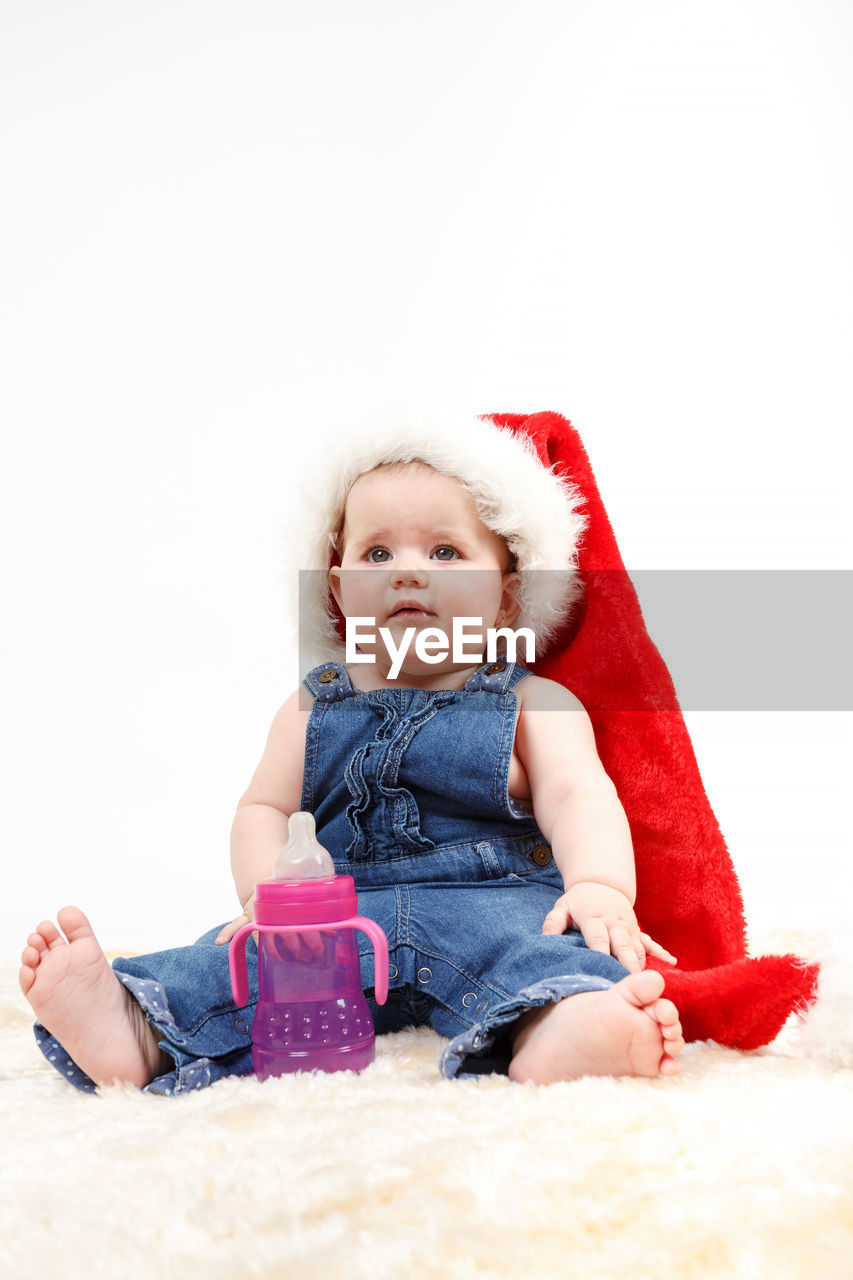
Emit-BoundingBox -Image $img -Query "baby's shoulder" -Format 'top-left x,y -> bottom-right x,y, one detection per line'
267,686 -> 313,742
516,672 -> 588,715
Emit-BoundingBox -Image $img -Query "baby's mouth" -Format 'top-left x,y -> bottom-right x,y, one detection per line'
388,604 -> 434,620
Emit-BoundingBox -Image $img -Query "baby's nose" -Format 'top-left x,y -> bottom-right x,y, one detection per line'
390,564 -> 429,588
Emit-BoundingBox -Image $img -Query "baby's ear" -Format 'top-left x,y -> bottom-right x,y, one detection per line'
328,566 -> 343,611
498,572 -> 522,627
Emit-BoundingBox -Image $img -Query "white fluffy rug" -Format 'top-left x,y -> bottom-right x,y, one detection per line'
2,928 -> 851,1280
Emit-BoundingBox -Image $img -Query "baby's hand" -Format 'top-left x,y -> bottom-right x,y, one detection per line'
214,899 -> 325,960
542,881 -> 677,973
215,898 -> 256,947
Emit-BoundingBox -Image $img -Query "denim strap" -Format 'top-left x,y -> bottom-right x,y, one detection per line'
303,662 -> 357,702
461,661 -> 531,695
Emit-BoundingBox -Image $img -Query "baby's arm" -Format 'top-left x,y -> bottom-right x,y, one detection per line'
514,677 -> 676,972
215,689 -> 309,945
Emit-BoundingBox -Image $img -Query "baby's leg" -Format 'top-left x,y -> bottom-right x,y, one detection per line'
19,907 -> 170,1088
508,970 -> 684,1085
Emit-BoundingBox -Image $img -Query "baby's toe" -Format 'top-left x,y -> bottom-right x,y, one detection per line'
18,965 -> 36,996
654,997 -> 680,1028
661,1024 -> 685,1061
37,920 -> 64,949
56,906 -> 95,942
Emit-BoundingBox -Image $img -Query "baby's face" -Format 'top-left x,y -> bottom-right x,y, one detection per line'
329,464 -> 519,681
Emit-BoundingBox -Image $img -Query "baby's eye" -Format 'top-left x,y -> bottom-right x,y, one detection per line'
431,545 -> 460,562
366,547 -> 392,564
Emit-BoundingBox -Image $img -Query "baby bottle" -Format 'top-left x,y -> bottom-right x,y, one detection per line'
229,812 -> 388,1079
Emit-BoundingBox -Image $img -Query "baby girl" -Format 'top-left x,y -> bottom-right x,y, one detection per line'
21,414 -> 683,1094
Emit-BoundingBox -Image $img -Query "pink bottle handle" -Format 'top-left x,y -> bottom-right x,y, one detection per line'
229,915 -> 389,1008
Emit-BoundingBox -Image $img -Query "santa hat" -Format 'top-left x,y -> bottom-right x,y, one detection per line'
288,410 -> 588,668
491,410 -> 842,1061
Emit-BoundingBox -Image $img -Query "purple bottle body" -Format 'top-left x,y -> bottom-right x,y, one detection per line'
229,875 -> 388,1080
254,926 -> 375,1076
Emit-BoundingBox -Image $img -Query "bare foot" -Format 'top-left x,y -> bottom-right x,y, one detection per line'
19,907 -> 167,1088
508,970 -> 685,1085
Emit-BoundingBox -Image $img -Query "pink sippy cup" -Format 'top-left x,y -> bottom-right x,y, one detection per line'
229,812 -> 388,1079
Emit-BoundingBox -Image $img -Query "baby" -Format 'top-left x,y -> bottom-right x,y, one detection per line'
20,414 -> 683,1093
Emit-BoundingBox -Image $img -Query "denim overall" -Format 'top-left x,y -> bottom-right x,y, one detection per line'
35,660 -> 628,1095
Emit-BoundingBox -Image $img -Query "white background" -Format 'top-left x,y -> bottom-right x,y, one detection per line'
2,0 -> 850,955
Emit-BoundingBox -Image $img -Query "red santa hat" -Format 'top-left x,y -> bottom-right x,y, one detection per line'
493,410 -> 840,1059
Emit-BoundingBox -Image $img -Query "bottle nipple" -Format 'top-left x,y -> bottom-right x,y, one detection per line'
273,811 -> 335,880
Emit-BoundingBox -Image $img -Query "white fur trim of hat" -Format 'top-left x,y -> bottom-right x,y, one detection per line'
285,410 -> 587,669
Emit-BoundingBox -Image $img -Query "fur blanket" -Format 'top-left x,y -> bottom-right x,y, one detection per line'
1,928 -> 851,1280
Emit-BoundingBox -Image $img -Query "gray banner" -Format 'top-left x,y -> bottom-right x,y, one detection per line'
297,569 -> 852,711
629,569 -> 852,711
